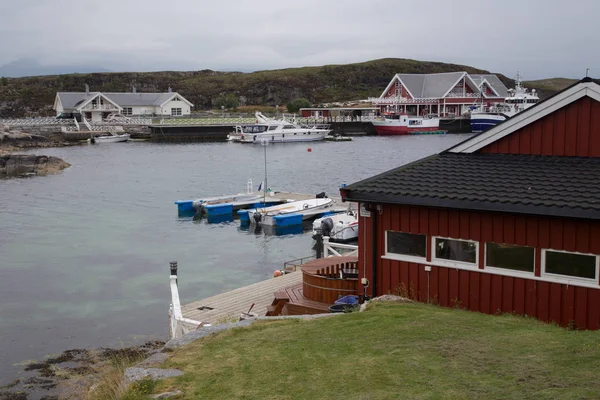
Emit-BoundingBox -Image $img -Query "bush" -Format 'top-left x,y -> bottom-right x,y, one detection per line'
214,94 -> 238,110
286,98 -> 312,113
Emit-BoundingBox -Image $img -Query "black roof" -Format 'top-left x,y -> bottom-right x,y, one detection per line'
341,153 -> 600,220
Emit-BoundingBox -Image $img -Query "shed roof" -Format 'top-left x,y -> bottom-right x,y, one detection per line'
56,91 -> 192,110
57,92 -> 101,109
340,153 -> 600,220
470,74 -> 509,97
396,72 -> 466,98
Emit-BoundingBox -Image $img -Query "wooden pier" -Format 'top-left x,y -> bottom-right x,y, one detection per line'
180,255 -> 360,324
181,271 -> 304,324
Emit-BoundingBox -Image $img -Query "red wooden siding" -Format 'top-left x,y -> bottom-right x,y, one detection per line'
480,97 -> 600,157
358,204 -> 600,329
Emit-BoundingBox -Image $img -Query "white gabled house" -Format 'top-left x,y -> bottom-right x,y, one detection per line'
53,85 -> 194,123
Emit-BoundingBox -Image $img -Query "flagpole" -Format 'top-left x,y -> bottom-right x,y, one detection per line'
261,138 -> 268,206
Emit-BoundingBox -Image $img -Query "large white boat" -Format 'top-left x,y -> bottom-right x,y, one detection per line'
371,114 -> 440,135
312,210 -> 358,242
246,198 -> 334,226
470,73 -> 539,133
228,112 -> 330,143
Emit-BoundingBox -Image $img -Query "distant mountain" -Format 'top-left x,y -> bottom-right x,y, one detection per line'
0,58 -> 110,78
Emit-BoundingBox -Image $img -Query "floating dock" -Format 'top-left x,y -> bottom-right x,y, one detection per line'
176,191 -> 355,224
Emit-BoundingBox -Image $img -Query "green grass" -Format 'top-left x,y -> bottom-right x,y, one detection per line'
149,302 -> 600,400
524,78 -> 578,92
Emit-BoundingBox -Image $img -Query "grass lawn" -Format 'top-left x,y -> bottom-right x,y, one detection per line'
149,302 -> 600,399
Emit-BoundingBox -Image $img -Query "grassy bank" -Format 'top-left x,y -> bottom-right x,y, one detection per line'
135,302 -> 600,399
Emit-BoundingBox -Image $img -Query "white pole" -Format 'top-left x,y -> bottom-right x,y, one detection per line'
261,138 -> 268,205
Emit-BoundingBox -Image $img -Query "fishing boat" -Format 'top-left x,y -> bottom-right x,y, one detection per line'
371,114 -> 440,135
228,112 -> 330,143
312,210 -> 359,242
469,72 -> 539,133
245,198 -> 334,226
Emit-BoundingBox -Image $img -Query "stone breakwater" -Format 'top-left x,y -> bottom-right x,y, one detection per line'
0,154 -> 71,177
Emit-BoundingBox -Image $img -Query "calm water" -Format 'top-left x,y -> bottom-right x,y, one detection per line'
0,134 -> 472,382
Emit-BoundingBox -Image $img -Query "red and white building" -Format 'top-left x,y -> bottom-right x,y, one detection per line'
370,72 -> 508,117
342,77 -> 600,329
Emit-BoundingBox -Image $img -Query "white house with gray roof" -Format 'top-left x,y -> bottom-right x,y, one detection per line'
370,71 -> 508,117
53,85 -> 194,123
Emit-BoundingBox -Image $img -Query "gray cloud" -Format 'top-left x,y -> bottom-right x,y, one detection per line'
0,0 -> 597,79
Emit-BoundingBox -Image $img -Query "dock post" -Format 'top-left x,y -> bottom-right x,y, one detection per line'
323,236 -> 330,258
315,234 -> 323,259
170,261 -> 178,286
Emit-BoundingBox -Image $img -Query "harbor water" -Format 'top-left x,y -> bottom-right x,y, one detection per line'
0,134 -> 472,382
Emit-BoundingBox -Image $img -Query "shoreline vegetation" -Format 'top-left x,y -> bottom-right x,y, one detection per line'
6,299 -> 600,399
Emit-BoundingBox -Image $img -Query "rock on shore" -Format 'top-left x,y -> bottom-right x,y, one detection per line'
0,154 -> 70,177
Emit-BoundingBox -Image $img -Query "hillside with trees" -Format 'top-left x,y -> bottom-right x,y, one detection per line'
0,58 -> 573,118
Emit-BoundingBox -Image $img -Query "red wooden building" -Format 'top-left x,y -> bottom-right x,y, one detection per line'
341,77 -> 600,329
369,72 -> 508,117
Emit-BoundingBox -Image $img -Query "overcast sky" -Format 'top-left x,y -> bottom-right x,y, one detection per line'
0,0 -> 598,79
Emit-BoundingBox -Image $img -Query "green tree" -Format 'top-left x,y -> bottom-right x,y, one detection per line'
286,98 -> 311,113
0,76 -> 7,86
214,93 -> 238,110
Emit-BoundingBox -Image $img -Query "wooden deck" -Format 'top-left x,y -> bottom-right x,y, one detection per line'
269,283 -> 331,315
181,271 -> 303,324
181,256 -> 360,323
267,256 -> 359,316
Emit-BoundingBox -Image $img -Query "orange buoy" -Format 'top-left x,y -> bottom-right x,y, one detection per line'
307,147 -> 312,152
273,270 -> 283,277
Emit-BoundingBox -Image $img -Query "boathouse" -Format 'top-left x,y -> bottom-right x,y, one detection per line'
370,72 -> 507,117
341,77 -> 600,329
54,85 -> 193,123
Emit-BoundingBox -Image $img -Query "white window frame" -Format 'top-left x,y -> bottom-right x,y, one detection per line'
484,242 -> 535,279
431,236 -> 479,269
171,107 -> 182,116
541,249 -> 599,285
122,107 -> 133,116
382,230 -> 427,263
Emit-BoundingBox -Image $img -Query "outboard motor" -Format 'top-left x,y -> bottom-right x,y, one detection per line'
253,212 -> 263,223
321,217 -> 334,237
316,192 -> 327,199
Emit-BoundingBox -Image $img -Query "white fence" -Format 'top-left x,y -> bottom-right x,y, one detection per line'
0,117 -> 74,126
169,275 -> 205,340
323,237 -> 358,257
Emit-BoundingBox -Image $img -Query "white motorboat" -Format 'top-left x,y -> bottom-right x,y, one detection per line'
93,133 -> 130,143
228,112 -> 330,143
312,210 -> 359,242
193,193 -> 281,214
247,198 -> 334,226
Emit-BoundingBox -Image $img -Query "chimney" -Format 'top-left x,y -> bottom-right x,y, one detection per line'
132,86 -> 136,93
85,84 -> 89,95
168,87 -> 172,93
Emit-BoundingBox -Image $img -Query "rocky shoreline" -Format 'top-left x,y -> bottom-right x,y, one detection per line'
0,341 -> 166,400
0,124 -> 75,177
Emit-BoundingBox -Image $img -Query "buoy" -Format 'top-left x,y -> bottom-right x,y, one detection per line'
307,147 -> 312,152
273,270 -> 283,277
